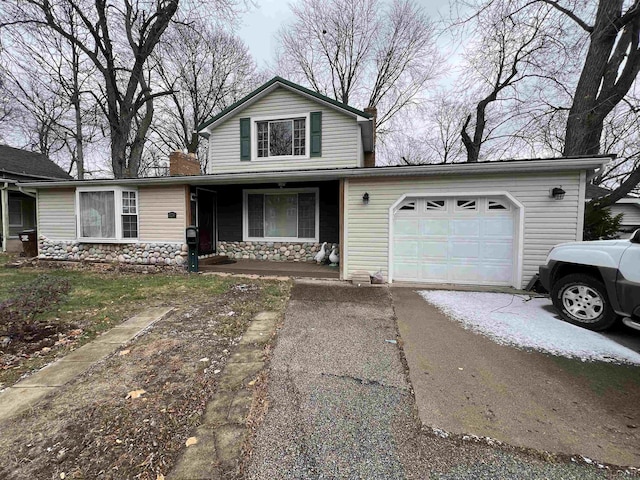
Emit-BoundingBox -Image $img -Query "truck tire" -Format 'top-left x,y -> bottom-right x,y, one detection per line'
551,273 -> 618,331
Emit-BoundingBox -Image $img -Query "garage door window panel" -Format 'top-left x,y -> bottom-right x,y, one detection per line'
488,199 -> 510,211
399,200 -> 416,211
425,200 -> 446,212
455,199 -> 477,212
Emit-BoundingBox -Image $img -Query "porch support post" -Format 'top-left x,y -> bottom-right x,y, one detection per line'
1,184 -> 9,253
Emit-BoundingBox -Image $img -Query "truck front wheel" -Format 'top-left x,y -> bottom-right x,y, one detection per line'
551,274 -> 618,331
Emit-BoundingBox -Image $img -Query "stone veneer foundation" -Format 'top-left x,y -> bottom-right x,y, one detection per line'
218,241 -> 339,262
38,236 -> 188,266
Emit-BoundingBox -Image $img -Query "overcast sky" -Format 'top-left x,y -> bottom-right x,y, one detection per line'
237,0 -> 453,68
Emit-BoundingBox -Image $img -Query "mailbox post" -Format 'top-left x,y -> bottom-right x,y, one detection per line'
186,226 -> 199,272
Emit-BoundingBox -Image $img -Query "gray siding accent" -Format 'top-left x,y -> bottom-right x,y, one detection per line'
610,203 -> 640,226
344,172 -> 582,289
38,188 -> 76,239
207,87 -> 359,173
138,185 -> 187,243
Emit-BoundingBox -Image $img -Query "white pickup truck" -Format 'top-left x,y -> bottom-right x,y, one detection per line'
538,229 -> 640,332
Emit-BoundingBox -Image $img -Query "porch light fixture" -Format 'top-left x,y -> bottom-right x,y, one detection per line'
550,186 -> 566,200
278,182 -> 286,188
362,192 -> 370,205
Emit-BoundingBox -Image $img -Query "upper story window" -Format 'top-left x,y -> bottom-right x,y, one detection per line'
257,118 -> 306,157
243,112 -> 321,161
77,187 -> 139,242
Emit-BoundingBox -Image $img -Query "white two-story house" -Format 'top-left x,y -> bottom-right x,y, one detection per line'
23,76 -> 611,289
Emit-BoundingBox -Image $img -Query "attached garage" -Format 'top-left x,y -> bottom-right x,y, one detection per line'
391,195 -> 520,286
343,157 -> 609,289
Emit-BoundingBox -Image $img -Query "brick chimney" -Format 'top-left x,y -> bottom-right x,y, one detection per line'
363,107 -> 377,168
169,151 -> 201,176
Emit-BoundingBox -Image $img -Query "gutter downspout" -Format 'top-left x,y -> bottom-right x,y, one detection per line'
17,186 -> 37,198
1,182 -> 9,253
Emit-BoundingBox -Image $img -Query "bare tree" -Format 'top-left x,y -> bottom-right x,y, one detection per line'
0,68 -> 12,132
462,0 -> 640,203
1,7 -> 99,178
1,0 -> 242,178
459,3 -> 559,162
425,95 -> 467,164
380,95 -> 467,165
276,0 -> 438,132
152,21 -> 258,165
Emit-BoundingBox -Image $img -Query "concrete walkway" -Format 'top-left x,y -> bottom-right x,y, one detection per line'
392,287 -> 640,467
246,280 -> 413,479
0,306 -> 173,423
169,311 -> 281,480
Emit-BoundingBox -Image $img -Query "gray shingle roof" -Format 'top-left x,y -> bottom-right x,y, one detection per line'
0,144 -> 72,180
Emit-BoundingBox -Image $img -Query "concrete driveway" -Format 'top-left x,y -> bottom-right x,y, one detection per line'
246,281 -> 635,479
247,280 -> 412,479
393,287 -> 640,467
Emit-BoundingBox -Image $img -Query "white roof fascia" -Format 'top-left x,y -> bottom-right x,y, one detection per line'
18,157 -> 610,189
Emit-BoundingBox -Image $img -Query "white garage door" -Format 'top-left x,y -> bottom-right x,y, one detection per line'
392,197 -> 516,285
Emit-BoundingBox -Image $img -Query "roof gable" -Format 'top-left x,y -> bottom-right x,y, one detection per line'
197,76 -> 371,132
0,145 -> 72,180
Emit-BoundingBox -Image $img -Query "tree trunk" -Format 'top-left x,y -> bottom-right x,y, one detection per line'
461,114 -> 480,163
563,1 -> 623,156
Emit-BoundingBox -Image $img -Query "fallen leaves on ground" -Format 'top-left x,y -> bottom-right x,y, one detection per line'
185,437 -> 198,447
126,389 -> 146,399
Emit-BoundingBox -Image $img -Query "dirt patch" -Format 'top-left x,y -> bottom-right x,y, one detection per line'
0,277 -> 290,480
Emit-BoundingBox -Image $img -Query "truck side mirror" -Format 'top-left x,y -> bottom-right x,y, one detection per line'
631,229 -> 640,244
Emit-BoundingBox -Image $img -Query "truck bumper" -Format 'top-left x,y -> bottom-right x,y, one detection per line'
538,263 -> 554,293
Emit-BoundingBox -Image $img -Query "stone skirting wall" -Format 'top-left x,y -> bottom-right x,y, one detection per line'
218,241 -> 339,262
38,236 -> 188,266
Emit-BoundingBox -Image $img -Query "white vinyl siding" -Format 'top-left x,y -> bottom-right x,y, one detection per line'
37,188 -> 76,240
138,185 -> 187,243
208,87 -> 359,173
345,172 -> 582,289
610,204 -> 640,226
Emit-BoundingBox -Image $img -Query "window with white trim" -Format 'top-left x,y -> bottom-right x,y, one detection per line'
244,189 -> 318,242
77,187 -> 139,241
8,198 -> 23,227
252,113 -> 310,160
256,118 -> 306,157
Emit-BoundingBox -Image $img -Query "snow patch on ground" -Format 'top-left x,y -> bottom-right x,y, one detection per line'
419,290 -> 640,365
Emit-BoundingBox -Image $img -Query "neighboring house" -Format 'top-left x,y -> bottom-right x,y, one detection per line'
0,145 -> 72,253
19,77 -> 610,289
585,184 -> 640,236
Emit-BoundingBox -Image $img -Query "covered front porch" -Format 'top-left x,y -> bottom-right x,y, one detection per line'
190,179 -> 341,270
1,181 -> 37,253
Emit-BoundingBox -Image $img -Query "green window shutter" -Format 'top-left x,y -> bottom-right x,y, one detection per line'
240,117 -> 251,161
310,111 -> 322,157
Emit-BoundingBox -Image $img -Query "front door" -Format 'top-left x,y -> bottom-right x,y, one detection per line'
197,189 -> 216,255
